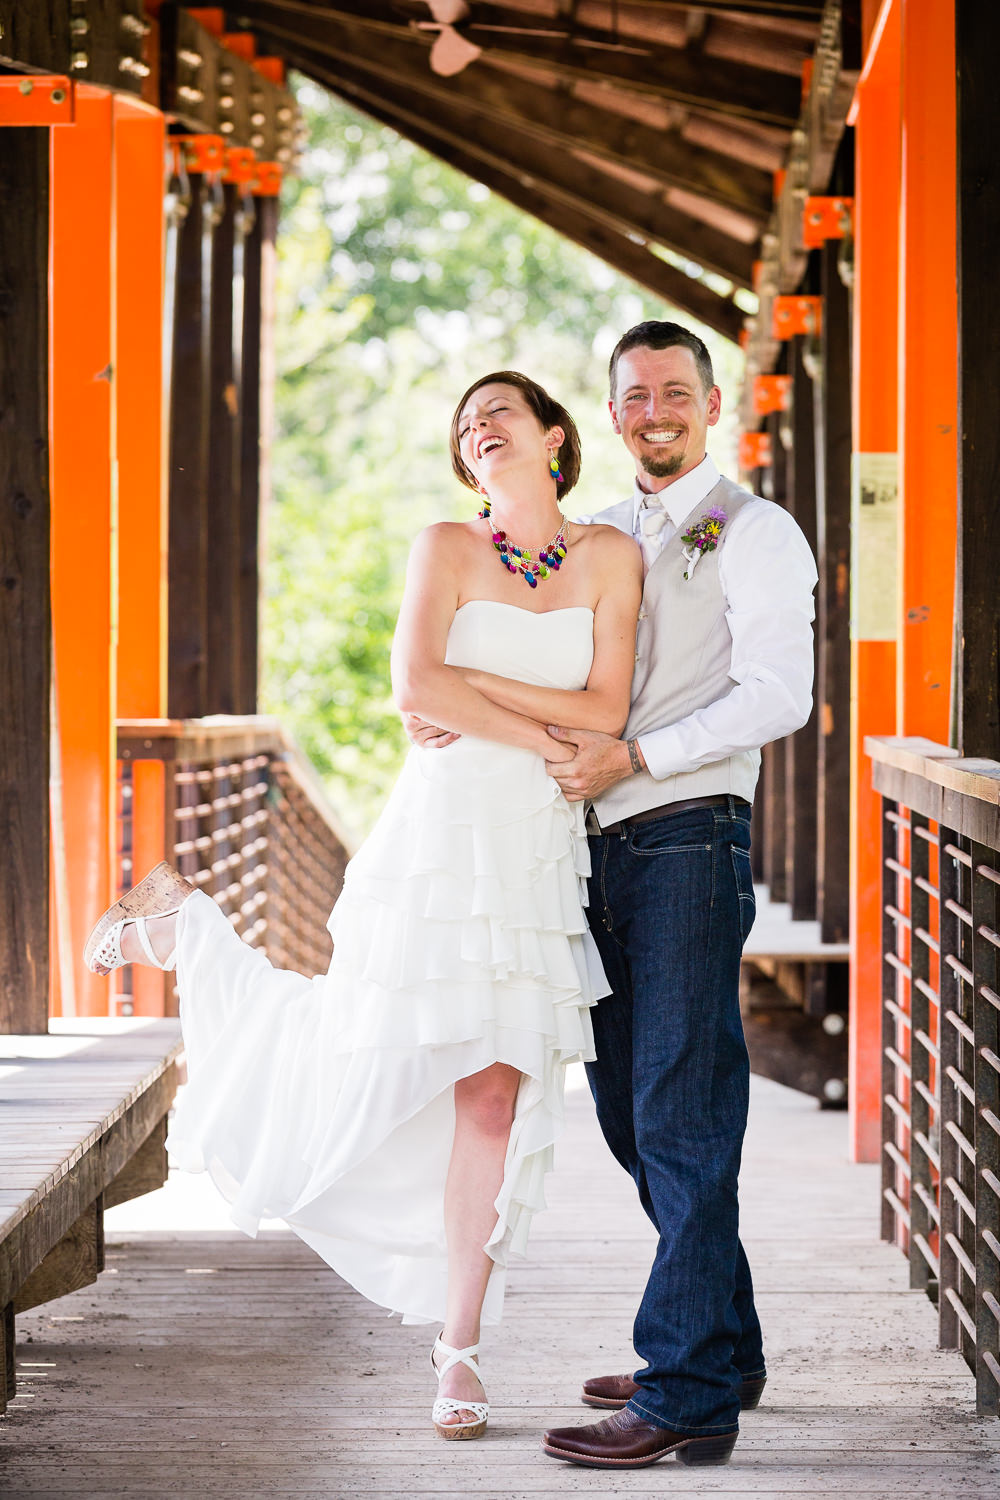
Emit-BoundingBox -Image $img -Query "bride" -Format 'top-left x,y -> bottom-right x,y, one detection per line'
84,371 -> 641,1440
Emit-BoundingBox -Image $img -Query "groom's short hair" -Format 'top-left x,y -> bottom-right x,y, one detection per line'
608,322 -> 715,401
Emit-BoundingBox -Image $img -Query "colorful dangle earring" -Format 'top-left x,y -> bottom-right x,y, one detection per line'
549,450 -> 564,484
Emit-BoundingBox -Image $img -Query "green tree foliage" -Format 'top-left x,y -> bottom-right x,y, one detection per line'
262,80 -> 741,835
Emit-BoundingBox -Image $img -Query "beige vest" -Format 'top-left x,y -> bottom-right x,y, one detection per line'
593,474 -> 760,825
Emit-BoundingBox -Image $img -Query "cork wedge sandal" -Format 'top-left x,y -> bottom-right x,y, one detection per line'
83,862 -> 195,976
430,1337 -> 489,1441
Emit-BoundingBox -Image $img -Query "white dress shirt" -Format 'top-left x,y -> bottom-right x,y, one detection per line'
623,454 -> 818,781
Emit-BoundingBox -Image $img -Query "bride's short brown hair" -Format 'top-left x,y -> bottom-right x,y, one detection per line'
450,371 -> 582,500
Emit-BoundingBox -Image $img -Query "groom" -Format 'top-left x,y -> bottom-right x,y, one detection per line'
539,321 -> 817,1468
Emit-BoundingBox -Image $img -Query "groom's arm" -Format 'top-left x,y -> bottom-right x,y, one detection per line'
547,503 -> 817,801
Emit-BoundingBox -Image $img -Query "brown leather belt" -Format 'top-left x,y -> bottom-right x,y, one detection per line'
586,793 -> 749,837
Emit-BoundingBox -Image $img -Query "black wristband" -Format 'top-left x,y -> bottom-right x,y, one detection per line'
627,738 -> 643,775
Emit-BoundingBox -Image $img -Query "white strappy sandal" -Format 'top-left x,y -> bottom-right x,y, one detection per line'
83,862 -> 195,975
430,1335 -> 489,1440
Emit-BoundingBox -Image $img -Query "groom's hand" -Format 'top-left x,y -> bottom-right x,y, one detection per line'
401,712 -> 460,749
544,727 -> 634,800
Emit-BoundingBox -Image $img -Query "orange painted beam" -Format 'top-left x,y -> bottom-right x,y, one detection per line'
848,0 -> 901,1162
897,0 -> 957,739
49,86 -> 117,1019
115,97 -> 167,722
114,96 -> 169,1016
861,0 -> 884,51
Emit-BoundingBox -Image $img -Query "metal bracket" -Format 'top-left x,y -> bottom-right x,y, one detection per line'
253,58 -> 286,87
224,146 -> 257,187
753,375 -> 793,417
803,195 -> 855,250
170,134 -> 226,176
772,295 -> 824,341
739,431 -> 773,471
0,75 -> 75,127
251,161 -> 283,197
187,7 -> 227,37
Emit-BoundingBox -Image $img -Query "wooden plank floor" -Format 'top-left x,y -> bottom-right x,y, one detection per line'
2,1070 -> 999,1497
743,886 -> 850,963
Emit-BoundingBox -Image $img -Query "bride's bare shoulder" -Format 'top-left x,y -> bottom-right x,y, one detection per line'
409,519 -> 480,558
570,521 -> 640,561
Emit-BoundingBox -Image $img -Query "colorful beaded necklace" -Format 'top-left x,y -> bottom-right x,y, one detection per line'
477,497 -> 568,589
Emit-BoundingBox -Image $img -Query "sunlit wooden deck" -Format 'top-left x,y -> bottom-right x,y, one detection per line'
744,885 -> 850,964
2,1070 -> 999,1497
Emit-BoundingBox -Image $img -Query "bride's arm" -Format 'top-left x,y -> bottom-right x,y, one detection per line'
391,524 -> 571,758
457,531 -> 642,735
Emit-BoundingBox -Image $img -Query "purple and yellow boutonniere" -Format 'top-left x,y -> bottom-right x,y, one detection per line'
680,506 -> 727,580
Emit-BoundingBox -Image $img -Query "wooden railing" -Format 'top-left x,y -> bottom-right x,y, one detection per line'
868,736 -> 1000,1416
115,718 -> 354,1012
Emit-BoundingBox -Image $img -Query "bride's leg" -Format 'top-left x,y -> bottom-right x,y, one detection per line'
437,1061 -> 521,1424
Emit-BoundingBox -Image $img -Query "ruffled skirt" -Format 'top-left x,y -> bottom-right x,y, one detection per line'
166,736 -> 608,1324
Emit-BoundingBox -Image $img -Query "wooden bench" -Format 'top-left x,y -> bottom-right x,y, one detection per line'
0,1018 -> 182,1413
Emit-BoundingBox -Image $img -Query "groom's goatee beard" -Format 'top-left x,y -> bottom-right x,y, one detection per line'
640,449 -> 686,480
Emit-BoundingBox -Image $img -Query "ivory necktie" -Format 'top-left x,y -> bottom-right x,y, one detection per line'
638,502 -> 671,573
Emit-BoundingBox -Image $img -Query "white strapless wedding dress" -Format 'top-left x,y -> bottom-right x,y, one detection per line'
166,600 -> 609,1325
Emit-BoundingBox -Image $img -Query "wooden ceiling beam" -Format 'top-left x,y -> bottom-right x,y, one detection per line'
280,48 -> 744,343
231,3 -> 775,221
588,1 -> 822,16
294,45 -> 755,289
231,0 -> 802,127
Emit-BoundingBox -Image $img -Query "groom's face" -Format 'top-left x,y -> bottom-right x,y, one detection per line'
609,345 -> 721,491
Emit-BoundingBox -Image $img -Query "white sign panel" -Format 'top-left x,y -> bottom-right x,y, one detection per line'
851,452 -> 899,641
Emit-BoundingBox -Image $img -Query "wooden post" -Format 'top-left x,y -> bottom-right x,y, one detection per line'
955,2 -> 1000,758
815,239 -> 852,946
785,337 -> 819,922
907,811 -> 933,1292
762,414 -> 788,905
971,840 -> 1000,1413
206,183 -> 242,715
0,125 -> 50,1034
750,785 -> 766,886
848,0 -> 901,1161
50,86 -> 117,1020
937,823 -> 964,1351
239,193 -> 279,714
168,171 -> 216,719
1,1301 -> 14,1411
879,795 -> 899,1244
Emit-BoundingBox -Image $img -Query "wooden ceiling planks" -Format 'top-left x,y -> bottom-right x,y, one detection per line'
286,39 -> 756,289
313,72 -> 748,342
223,0 -> 833,336
233,1 -> 805,124
230,5 -> 776,224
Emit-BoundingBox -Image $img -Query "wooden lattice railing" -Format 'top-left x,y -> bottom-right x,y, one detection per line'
115,718 -> 353,1010
868,736 -> 1000,1417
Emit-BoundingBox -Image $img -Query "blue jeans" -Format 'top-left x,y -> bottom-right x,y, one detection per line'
585,796 -> 765,1436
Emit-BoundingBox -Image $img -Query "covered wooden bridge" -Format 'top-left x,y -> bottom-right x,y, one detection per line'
1,0 -> 998,1481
